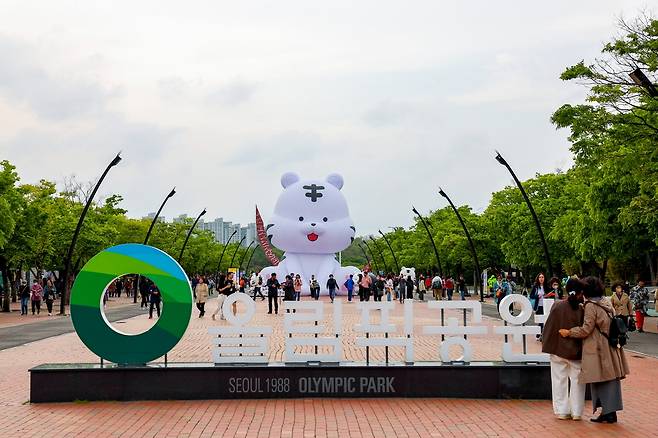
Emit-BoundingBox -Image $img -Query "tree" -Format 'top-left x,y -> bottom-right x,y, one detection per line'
551,13 -> 658,282
0,161 -> 22,311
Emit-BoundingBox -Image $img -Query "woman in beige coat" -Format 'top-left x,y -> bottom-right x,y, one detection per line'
560,276 -> 629,424
610,282 -> 633,326
195,276 -> 209,318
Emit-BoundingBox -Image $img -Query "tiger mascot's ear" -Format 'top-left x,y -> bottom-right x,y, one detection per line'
281,172 -> 300,188
326,173 -> 343,190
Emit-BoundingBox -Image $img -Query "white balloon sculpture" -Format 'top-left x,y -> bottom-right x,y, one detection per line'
259,172 -> 361,294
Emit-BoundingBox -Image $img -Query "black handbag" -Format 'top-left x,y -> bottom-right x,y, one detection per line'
627,317 -> 637,332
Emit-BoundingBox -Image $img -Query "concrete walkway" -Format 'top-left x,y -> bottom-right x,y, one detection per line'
0,303 -> 150,351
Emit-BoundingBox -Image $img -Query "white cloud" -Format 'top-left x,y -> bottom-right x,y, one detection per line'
0,0 -> 651,234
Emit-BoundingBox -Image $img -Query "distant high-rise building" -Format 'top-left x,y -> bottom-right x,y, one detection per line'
143,212 -> 166,222
171,215 -> 255,247
172,214 -> 188,224
245,223 -> 256,247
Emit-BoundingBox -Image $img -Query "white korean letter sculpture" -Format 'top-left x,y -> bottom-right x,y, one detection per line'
493,294 -> 551,362
208,294 -> 272,363
284,300 -> 343,362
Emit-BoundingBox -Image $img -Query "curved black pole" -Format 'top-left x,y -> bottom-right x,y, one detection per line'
437,190 -> 483,302
412,206 -> 444,278
177,208 -> 207,263
362,239 -> 381,273
369,236 -> 390,274
216,229 -> 238,278
229,236 -> 247,271
144,187 -> 176,245
495,151 -> 553,278
238,240 -> 255,275
357,243 -> 373,271
136,187 -> 176,302
378,230 -> 400,274
59,153 -> 122,315
244,244 -> 260,277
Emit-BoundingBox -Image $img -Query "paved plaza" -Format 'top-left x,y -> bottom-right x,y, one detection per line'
1,295 -> 657,437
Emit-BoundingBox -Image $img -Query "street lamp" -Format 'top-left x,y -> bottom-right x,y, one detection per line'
229,236 -> 247,272
357,243 -> 374,271
177,208 -> 207,263
378,230 -> 400,273
629,68 -> 658,97
216,229 -> 238,278
412,206 -> 443,277
369,236 -> 389,274
238,241 -> 255,275
144,187 -> 176,245
438,189 -> 483,302
59,152 -> 122,315
495,150 -> 553,278
244,244 -> 260,276
135,186 -> 176,302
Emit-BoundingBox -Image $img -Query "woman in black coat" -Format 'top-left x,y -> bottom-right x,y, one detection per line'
406,276 -> 414,300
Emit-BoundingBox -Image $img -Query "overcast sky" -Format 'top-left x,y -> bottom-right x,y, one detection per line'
0,1 -> 651,235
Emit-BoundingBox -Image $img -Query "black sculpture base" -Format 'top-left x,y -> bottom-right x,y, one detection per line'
30,361 -> 551,403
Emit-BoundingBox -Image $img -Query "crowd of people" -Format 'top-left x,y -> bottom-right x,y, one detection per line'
15,277 -> 58,316
181,269 -> 483,320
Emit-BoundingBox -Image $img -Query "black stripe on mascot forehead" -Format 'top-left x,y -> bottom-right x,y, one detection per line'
276,172 -> 349,216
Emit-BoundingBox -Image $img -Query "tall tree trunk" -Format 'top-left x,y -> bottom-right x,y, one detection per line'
648,252 -> 656,285
0,256 -> 10,312
601,259 -> 608,284
11,269 -> 17,302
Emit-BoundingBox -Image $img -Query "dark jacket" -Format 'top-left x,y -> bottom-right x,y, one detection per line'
529,285 -> 545,311
19,285 -> 30,300
283,279 -> 295,300
541,300 -> 583,360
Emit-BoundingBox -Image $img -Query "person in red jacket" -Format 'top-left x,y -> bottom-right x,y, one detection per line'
444,276 -> 455,301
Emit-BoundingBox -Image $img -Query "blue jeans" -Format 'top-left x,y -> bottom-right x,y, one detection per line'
447,288 -> 454,300
347,289 -> 353,301
295,292 -> 301,301
21,296 -> 29,314
460,288 -> 465,300
329,289 -> 336,301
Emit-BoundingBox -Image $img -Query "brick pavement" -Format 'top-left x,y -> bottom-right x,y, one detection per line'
1,296 -> 656,437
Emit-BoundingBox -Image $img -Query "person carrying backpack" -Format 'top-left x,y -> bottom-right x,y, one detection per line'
431,274 -> 443,300
559,276 -> 629,424
252,274 -> 265,300
374,275 -> 385,301
344,274 -> 355,302
309,275 -> 320,300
